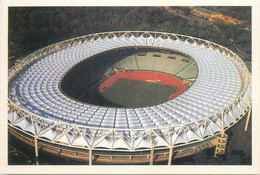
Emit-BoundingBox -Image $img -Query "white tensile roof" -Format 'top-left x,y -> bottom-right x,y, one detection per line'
8,31 -> 251,150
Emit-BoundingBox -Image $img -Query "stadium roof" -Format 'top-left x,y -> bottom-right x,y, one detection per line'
8,31 -> 251,151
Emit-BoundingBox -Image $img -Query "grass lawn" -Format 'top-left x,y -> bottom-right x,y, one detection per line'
102,78 -> 177,107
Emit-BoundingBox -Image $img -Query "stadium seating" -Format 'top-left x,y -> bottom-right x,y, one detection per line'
9,34 -> 242,135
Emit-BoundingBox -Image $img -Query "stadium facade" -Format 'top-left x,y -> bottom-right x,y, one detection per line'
8,31 -> 251,165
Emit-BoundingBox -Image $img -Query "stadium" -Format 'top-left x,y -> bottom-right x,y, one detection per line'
8,31 -> 251,165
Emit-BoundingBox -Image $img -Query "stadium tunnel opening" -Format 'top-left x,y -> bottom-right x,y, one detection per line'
60,47 -> 198,108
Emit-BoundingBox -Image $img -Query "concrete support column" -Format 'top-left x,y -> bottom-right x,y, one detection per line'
168,146 -> 173,165
34,136 -> 39,165
150,143 -> 154,165
245,105 -> 252,132
89,148 -> 92,165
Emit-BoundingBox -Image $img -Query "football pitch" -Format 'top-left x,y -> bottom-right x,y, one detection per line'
102,78 -> 177,107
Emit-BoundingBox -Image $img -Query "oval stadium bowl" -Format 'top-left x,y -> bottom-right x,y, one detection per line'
8,31 -> 251,164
